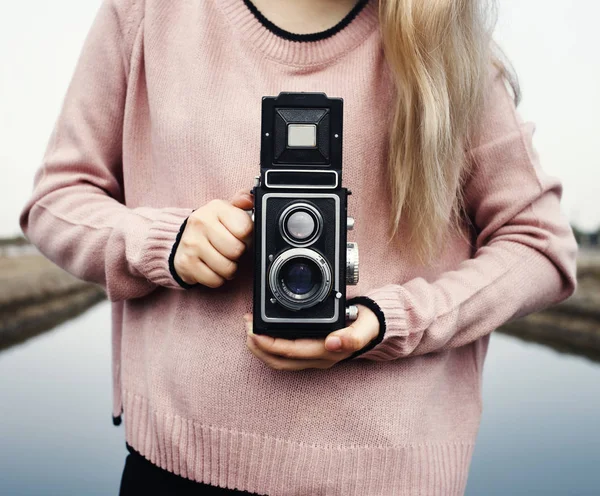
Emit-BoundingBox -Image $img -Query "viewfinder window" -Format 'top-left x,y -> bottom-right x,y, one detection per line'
287,124 -> 317,148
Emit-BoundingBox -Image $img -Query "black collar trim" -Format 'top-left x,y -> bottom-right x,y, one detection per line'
242,0 -> 370,43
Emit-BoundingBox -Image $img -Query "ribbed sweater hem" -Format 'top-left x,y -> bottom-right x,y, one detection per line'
123,390 -> 474,496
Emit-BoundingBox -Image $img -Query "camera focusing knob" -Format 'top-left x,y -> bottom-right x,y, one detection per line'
346,217 -> 355,231
346,242 -> 359,285
346,305 -> 359,321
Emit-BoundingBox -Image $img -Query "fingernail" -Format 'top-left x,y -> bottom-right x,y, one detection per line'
325,336 -> 342,351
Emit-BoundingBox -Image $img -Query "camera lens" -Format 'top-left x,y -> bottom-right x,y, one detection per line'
279,202 -> 322,247
286,211 -> 316,241
268,248 -> 332,310
281,259 -> 322,296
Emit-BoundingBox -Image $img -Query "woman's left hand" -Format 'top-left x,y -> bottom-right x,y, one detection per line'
244,304 -> 379,370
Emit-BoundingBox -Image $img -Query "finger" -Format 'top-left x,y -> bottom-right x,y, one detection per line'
230,189 -> 254,211
173,252 -> 197,286
206,221 -> 248,261
242,234 -> 253,252
245,332 -> 331,371
197,236 -> 238,280
243,318 -> 351,361
187,257 -> 226,288
217,202 -> 254,240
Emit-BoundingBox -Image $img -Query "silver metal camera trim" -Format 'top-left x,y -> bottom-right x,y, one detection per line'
264,169 -> 339,189
261,192 -> 340,324
268,248 -> 333,311
278,202 -> 323,247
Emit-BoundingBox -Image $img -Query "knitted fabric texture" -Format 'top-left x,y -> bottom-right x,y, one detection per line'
19,1 -> 578,494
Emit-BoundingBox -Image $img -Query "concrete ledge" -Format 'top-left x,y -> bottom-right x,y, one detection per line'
0,254 -> 106,350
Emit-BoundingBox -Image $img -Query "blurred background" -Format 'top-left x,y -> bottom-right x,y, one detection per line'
1,1 -> 598,495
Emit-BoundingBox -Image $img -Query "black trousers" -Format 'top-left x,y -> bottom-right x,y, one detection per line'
119,444 -> 261,495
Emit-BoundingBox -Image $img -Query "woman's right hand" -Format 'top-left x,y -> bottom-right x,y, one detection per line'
173,190 -> 254,288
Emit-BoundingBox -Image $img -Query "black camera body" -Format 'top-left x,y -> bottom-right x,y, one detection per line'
251,92 -> 359,339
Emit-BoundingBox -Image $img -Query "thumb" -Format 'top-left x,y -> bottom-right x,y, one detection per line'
230,189 -> 254,211
324,306 -> 379,353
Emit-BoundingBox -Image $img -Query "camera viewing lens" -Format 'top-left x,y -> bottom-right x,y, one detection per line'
286,211 -> 316,241
281,260 -> 322,296
279,203 -> 323,247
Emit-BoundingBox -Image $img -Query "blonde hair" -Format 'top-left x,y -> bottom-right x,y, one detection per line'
378,0 -> 519,265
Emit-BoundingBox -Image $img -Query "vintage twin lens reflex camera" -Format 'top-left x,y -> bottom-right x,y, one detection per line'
251,92 -> 359,339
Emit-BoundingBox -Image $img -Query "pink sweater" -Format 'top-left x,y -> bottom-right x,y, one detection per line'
19,0 -> 578,494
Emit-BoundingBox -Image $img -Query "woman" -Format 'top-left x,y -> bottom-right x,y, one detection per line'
19,0 -> 578,494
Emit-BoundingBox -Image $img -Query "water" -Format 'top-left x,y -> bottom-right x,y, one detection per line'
467,336 -> 600,496
0,302 -> 598,495
0,303 -> 123,496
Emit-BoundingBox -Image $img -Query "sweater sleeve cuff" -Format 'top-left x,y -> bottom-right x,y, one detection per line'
168,214 -> 200,290
347,285 -> 410,361
139,208 -> 197,290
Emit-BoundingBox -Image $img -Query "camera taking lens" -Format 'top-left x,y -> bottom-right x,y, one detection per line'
281,260 -> 321,296
268,248 -> 333,311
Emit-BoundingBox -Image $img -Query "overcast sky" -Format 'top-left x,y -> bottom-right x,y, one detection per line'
1,0 -> 599,237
